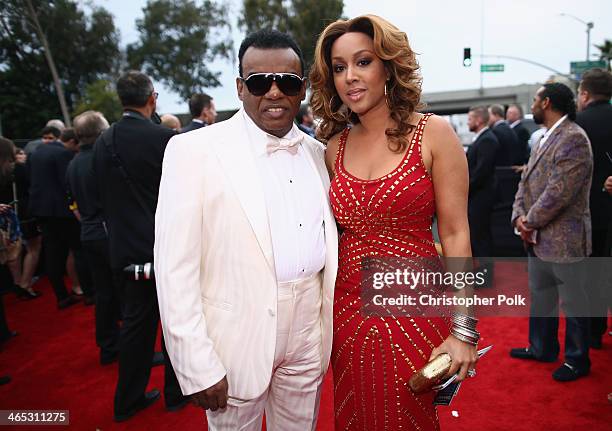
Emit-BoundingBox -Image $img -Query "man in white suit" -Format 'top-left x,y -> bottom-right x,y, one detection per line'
154,30 -> 338,430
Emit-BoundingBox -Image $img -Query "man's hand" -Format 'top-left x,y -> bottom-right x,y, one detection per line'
604,176 -> 612,195
190,376 -> 228,411
515,215 -> 536,244
0,204 -> 11,214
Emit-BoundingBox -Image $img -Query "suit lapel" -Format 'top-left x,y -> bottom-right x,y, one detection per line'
212,112 -> 276,274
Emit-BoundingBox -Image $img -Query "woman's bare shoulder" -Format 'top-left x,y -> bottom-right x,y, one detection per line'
325,130 -> 345,174
423,114 -> 461,147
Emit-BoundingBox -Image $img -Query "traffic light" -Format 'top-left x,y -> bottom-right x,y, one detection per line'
463,48 -> 472,67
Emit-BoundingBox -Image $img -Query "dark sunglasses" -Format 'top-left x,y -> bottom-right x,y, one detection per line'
240,73 -> 305,96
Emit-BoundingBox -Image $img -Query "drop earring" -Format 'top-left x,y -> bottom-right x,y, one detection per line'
384,80 -> 391,108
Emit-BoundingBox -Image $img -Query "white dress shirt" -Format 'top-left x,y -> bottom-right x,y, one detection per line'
242,111 -> 326,283
539,115 -> 567,146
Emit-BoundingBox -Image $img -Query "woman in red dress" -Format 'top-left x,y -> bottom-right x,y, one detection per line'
310,15 -> 478,430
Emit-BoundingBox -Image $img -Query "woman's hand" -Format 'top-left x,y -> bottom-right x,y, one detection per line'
430,334 -> 478,382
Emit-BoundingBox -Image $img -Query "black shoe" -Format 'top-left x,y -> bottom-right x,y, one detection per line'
114,389 -> 160,422
590,337 -> 603,349
509,347 -> 538,360
15,286 -> 41,300
509,347 -> 556,362
552,363 -> 589,382
84,296 -> 95,306
0,375 -> 11,385
0,330 -> 17,344
57,296 -> 79,310
166,396 -> 189,412
100,351 -> 119,365
152,351 -> 165,367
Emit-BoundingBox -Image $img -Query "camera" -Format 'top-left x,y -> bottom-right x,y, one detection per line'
123,263 -> 154,281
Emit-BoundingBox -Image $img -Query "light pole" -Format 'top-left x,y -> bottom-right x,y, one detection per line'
559,13 -> 594,61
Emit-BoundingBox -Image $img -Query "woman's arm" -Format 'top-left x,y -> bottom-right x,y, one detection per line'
422,115 -> 478,381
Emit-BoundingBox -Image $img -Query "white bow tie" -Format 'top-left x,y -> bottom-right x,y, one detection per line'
266,134 -> 303,155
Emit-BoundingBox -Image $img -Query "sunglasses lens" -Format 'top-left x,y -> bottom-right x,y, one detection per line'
276,75 -> 303,96
245,74 -> 303,96
245,75 -> 272,96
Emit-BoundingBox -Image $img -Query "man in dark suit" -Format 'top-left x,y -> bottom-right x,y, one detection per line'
511,83 -> 593,382
489,104 -> 521,166
467,105 -> 500,261
295,104 -> 316,137
24,120 -> 64,156
576,68 -> 612,349
92,71 -> 186,421
28,128 -> 91,308
68,110 -> 121,365
506,103 -> 530,164
179,92 -> 217,133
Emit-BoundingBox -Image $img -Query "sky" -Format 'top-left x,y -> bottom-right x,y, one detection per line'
95,0 -> 612,115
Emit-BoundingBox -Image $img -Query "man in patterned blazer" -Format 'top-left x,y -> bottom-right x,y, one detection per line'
154,30 -> 338,430
510,83 -> 593,382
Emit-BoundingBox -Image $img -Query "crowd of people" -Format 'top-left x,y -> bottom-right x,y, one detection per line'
0,12 -> 611,429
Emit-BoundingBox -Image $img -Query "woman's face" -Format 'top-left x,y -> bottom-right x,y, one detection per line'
330,31 -> 388,116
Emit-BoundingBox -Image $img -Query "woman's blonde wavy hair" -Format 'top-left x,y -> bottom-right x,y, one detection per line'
309,15 -> 423,153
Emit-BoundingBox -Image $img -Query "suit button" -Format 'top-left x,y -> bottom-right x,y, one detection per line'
268,309 -> 275,316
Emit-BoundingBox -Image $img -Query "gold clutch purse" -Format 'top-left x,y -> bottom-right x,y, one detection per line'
408,353 -> 452,394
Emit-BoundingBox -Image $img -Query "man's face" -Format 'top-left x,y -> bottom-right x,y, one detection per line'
149,90 -> 158,117
467,111 -> 481,132
63,139 -> 78,153
41,133 -> 56,144
303,107 -> 314,127
576,85 -> 588,112
237,47 -> 306,137
506,106 -> 521,123
204,100 -> 217,124
531,88 -> 547,125
487,108 -> 497,127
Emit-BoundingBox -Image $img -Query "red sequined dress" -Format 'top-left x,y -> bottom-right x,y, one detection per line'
330,113 -> 450,430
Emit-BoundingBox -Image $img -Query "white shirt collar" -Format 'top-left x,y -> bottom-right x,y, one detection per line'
193,119 -> 205,124
472,126 -> 490,142
494,119 -> 505,127
510,120 -> 522,128
241,109 -> 301,156
540,115 -> 568,144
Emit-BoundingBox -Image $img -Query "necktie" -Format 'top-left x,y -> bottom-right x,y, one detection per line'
266,134 -> 303,155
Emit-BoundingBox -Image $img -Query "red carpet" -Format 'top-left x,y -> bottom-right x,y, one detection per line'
0,277 -> 610,430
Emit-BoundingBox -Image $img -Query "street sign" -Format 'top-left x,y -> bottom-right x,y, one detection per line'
570,60 -> 607,75
481,64 -> 504,72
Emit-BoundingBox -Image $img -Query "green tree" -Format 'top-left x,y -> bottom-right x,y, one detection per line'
73,80 -> 123,125
127,0 -> 233,100
239,0 -> 290,33
239,0 -> 344,71
0,0 -> 120,138
594,39 -> 612,70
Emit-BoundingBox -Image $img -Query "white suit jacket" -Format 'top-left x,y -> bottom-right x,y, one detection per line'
154,110 -> 338,400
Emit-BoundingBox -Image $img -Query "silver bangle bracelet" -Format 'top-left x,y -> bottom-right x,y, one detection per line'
451,325 -> 480,340
451,330 -> 479,346
451,312 -> 478,329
